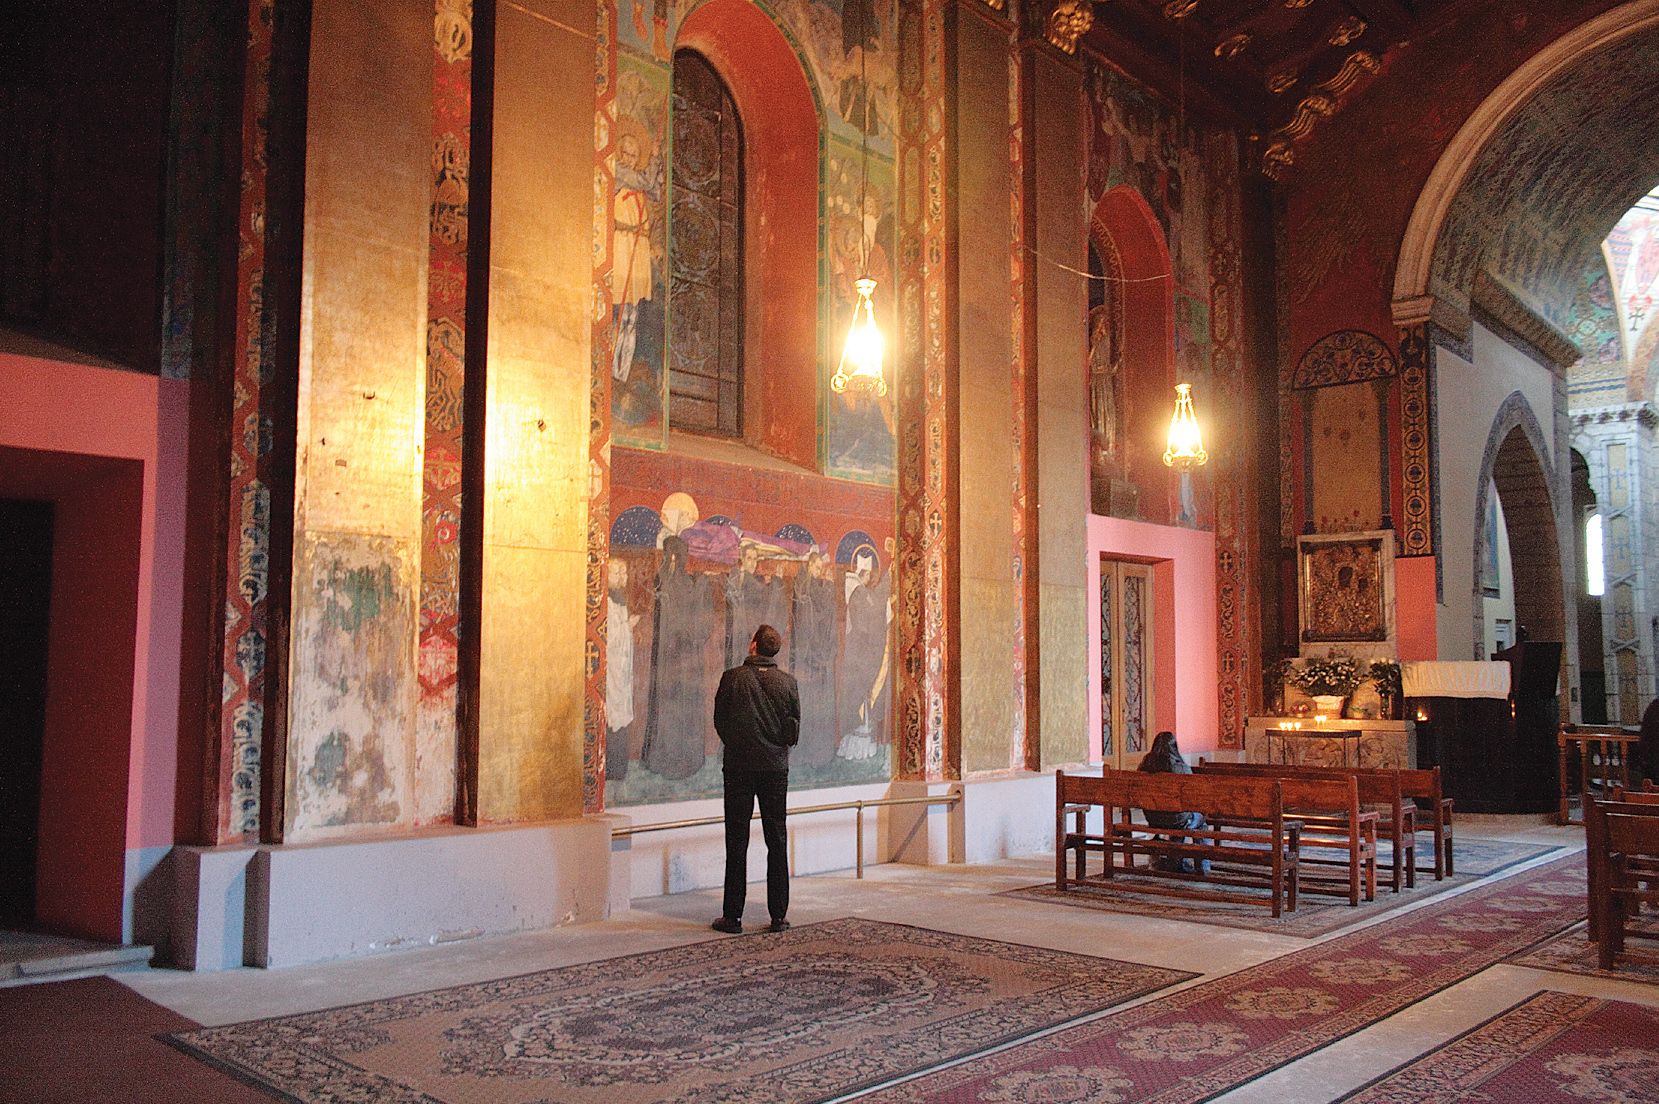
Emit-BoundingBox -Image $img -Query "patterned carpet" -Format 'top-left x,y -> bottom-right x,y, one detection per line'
1335,990 -> 1659,1102
1509,919 -> 1659,984
859,854 -> 1584,1103
166,918 -> 1190,1104
1000,839 -> 1561,937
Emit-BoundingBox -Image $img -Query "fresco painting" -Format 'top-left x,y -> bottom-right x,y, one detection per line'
610,55 -> 670,444
826,140 -> 896,482
1083,60 -> 1227,528
605,495 -> 894,805
604,0 -> 898,482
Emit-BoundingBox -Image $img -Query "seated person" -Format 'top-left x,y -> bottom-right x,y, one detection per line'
1137,730 -> 1211,874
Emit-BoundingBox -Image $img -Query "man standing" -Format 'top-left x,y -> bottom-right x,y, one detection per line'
711,624 -> 800,934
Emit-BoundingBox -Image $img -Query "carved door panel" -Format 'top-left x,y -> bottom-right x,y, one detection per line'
1100,558 -> 1154,771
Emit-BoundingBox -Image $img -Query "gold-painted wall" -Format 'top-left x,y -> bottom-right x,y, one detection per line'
954,8 -> 1019,776
1030,49 -> 1089,768
286,0 -> 433,839
476,0 -> 595,822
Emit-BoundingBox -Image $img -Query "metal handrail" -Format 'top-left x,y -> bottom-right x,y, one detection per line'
611,788 -> 962,878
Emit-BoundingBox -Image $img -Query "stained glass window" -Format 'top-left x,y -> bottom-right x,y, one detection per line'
668,50 -> 743,438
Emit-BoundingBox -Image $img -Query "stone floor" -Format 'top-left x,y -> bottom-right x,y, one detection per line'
114,813 -> 1659,1103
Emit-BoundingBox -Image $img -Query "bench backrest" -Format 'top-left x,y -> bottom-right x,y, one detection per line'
1196,761 -> 1397,807
1605,810 -> 1659,856
1611,787 -> 1659,805
1276,775 -> 1361,819
1058,769 -> 1284,822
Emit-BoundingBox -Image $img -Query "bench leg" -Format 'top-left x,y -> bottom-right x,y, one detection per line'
1055,807 -> 1067,891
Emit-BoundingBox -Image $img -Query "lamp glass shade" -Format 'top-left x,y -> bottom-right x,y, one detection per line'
1162,382 -> 1208,469
831,277 -> 886,396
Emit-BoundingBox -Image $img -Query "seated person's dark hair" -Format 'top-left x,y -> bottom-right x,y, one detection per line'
1139,730 -> 1185,773
752,624 -> 783,658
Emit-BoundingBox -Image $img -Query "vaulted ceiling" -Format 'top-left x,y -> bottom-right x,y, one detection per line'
1081,0 -> 1473,174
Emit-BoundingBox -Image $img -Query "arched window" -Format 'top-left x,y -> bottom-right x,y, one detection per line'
668,49 -> 743,438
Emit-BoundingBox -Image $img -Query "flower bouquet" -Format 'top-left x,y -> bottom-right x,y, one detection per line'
1285,654 -> 1363,715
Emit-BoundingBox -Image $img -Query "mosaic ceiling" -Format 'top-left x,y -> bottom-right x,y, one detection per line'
1429,23 -> 1659,333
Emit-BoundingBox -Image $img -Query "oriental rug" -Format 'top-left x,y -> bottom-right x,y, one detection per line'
1508,918 -> 1659,984
1000,839 -> 1560,937
1335,990 -> 1659,1103
859,854 -> 1584,1104
165,918 -> 1191,1104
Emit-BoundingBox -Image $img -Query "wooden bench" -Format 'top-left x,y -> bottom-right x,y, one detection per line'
1203,760 -> 1453,880
1588,787 -> 1659,942
1199,761 -> 1415,892
1590,800 -> 1659,969
1203,773 -> 1378,906
1055,769 -> 1303,918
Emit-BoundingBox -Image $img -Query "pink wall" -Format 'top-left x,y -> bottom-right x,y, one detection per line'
1087,515 -> 1218,758
0,351 -> 188,938
1395,554 -> 1438,661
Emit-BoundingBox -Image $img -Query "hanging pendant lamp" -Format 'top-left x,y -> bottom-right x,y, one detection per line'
1162,382 -> 1208,470
831,25 -> 885,398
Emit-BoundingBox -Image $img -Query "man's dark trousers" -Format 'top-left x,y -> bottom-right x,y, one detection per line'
722,768 -> 789,922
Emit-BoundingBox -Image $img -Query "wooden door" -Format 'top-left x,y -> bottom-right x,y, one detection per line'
1100,558 -> 1154,771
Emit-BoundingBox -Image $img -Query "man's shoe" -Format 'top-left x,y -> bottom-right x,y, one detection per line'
768,919 -> 791,933
710,917 -> 743,934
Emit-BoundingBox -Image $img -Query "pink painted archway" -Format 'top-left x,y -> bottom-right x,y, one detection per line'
1090,185 -> 1176,525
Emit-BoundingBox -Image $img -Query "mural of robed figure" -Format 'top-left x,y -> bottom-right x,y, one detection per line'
839,545 -> 891,760
726,542 -> 786,669
643,535 -> 713,780
791,550 -> 839,767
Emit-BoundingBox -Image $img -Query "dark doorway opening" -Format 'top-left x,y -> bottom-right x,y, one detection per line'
0,498 -> 53,928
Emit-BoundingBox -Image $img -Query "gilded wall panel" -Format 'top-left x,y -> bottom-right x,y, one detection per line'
480,544 -> 587,821
478,0 -> 594,822
1037,581 -> 1088,767
961,578 -> 1017,773
287,0 -> 432,840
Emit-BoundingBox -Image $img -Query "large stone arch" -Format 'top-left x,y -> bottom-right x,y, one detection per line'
1470,393 -> 1566,663
1393,0 -> 1659,316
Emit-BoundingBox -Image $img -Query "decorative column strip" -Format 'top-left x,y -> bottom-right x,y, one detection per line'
214,0 -> 277,841
1398,322 -> 1432,556
417,0 -> 473,824
1009,40 -> 1036,770
585,0 -> 620,812
895,0 -> 958,780
1208,133 -> 1253,748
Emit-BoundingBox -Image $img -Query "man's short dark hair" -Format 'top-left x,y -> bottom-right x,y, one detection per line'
752,624 -> 782,657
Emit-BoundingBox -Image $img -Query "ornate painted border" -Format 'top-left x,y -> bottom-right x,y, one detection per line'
1208,133 -> 1252,748
585,0 -> 619,813
418,0 -> 473,823
894,0 -> 956,780
1008,40 -> 1032,769
1398,322 -> 1432,557
216,0 -> 276,840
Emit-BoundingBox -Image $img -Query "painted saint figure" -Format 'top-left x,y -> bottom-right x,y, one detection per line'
838,546 -> 891,760
605,557 -> 640,780
726,542 -> 786,669
643,535 -> 712,780
791,550 -> 839,768
612,131 -> 661,383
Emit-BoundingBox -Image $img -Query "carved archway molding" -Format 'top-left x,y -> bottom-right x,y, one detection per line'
1391,0 -> 1659,314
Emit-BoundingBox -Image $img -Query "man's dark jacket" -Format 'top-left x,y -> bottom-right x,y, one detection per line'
714,655 -> 801,773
